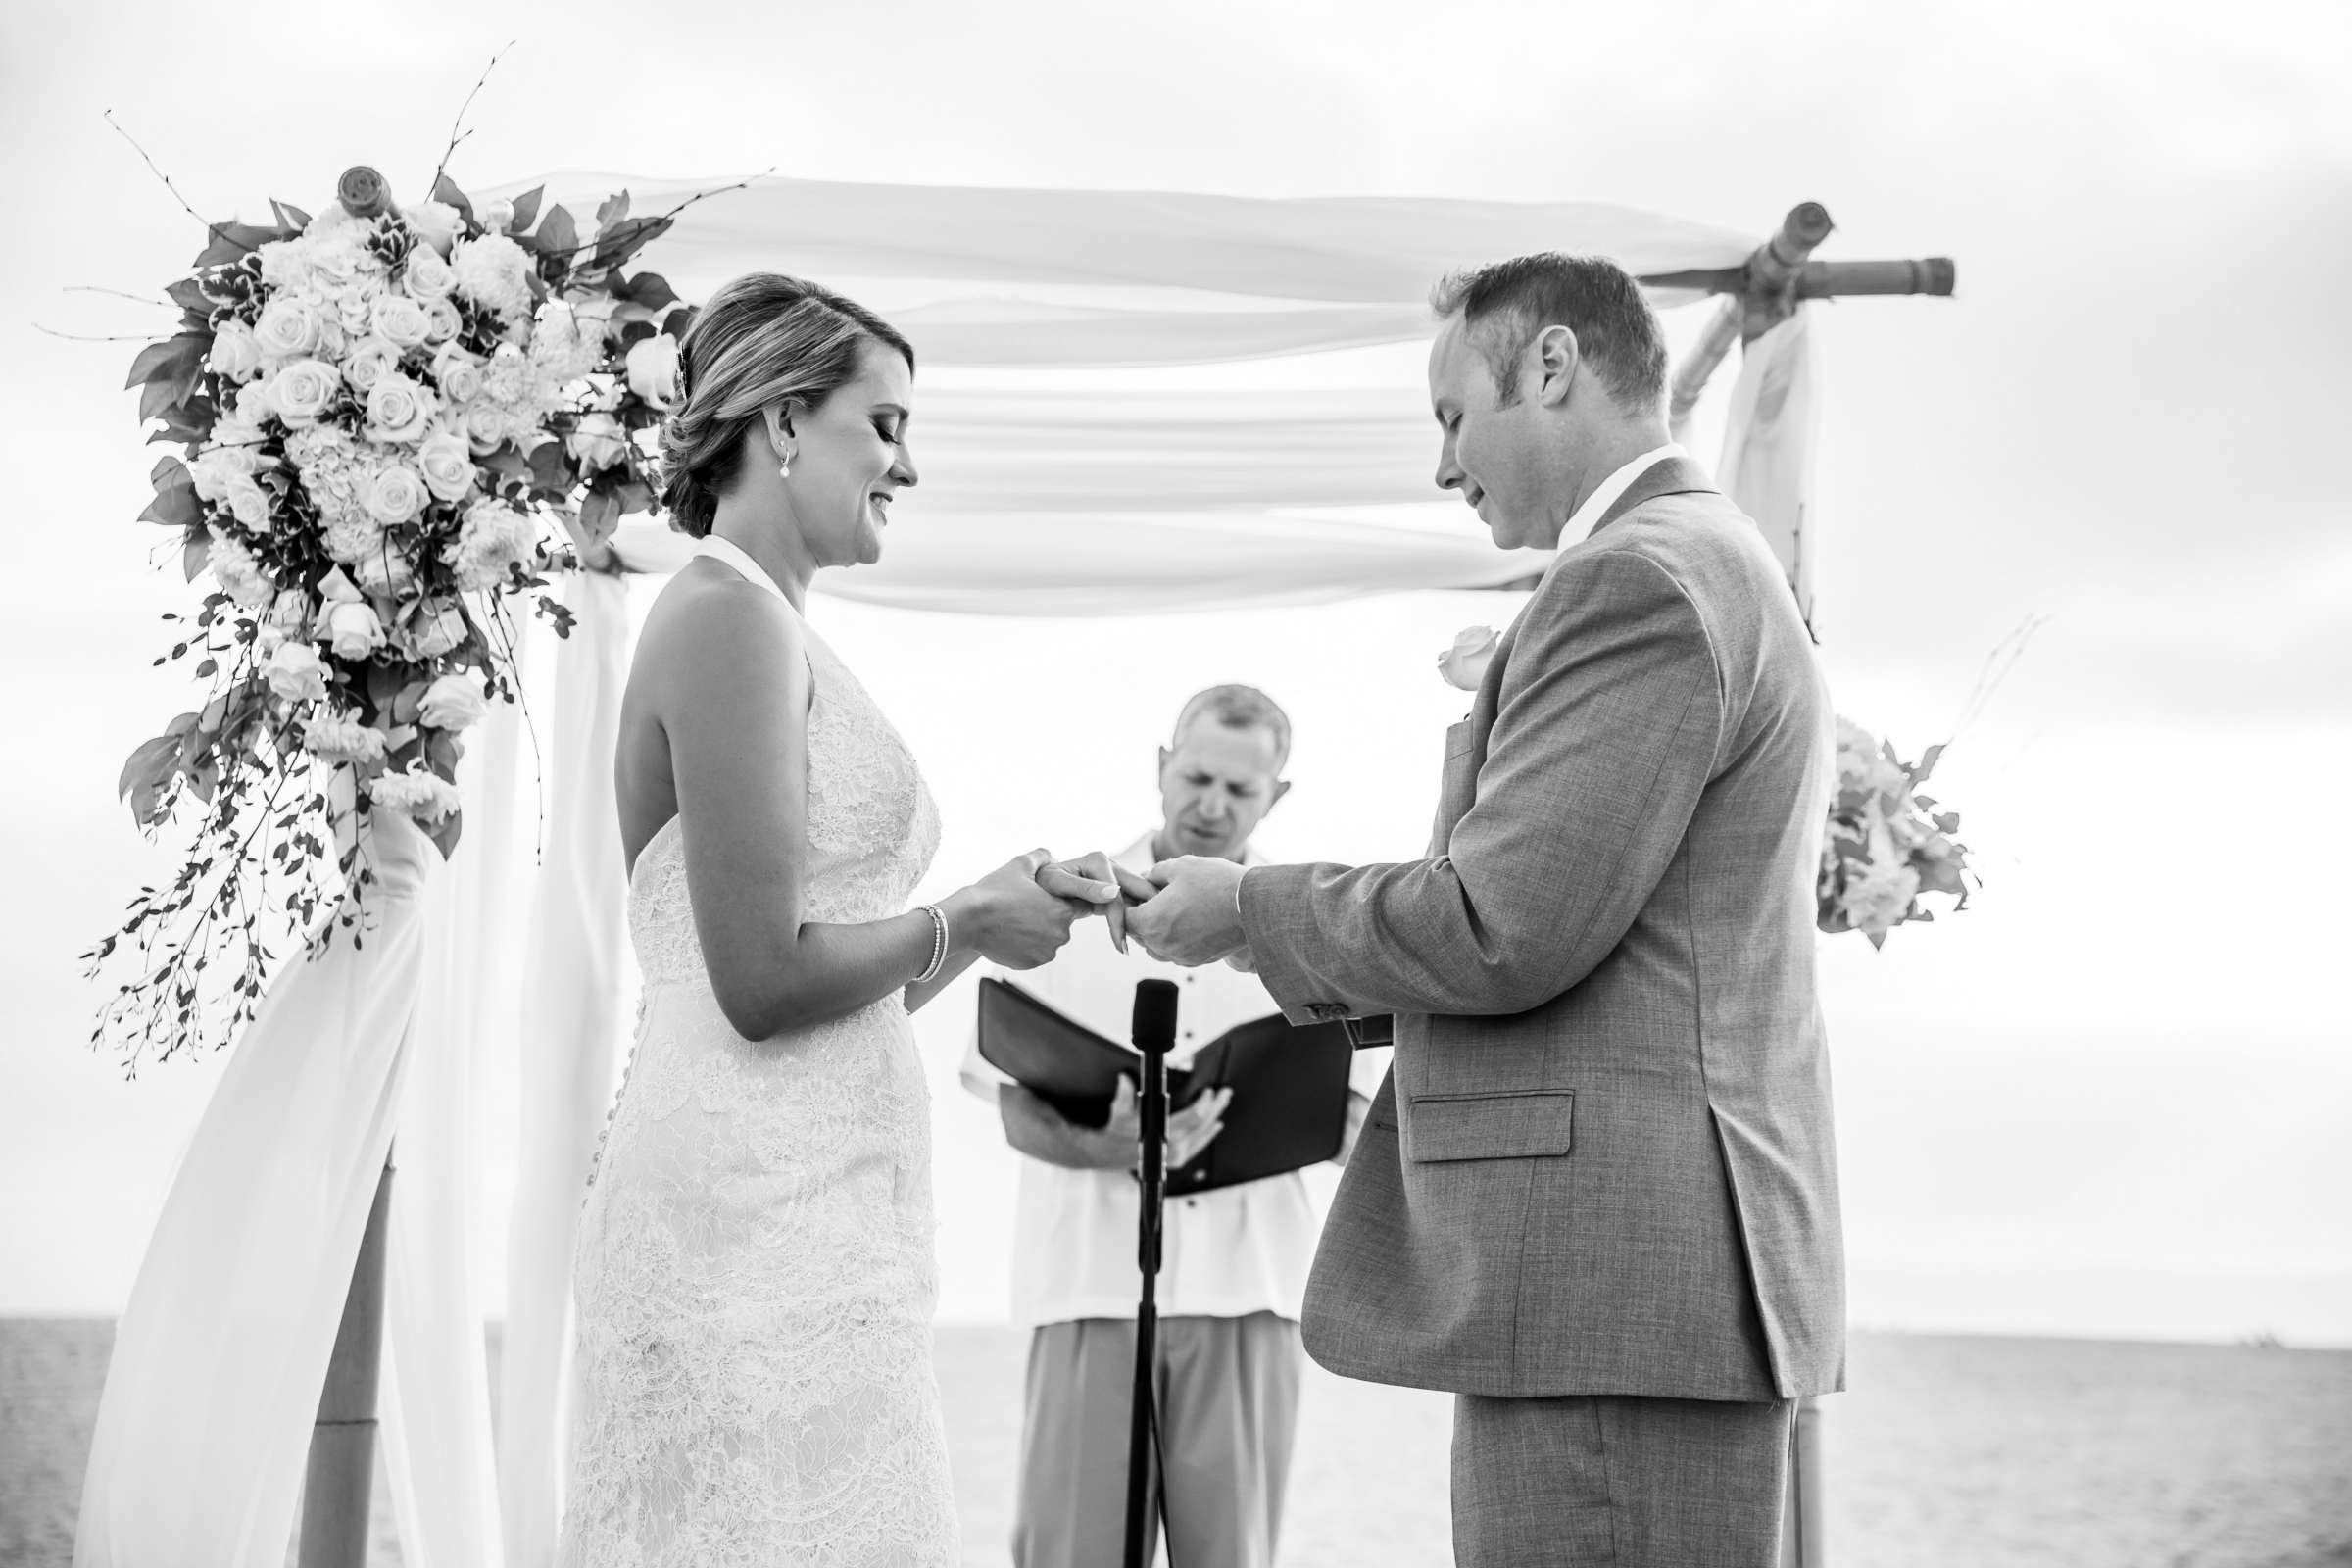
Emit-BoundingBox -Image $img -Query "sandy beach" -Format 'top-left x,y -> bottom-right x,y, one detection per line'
4,1320 -> 2348,1567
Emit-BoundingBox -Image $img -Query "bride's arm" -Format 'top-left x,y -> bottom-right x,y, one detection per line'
660,579 -> 1070,1038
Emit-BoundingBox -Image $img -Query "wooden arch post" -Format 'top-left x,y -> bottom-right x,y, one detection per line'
1641,203 -> 1959,1568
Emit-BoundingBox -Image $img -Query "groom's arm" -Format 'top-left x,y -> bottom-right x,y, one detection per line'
1241,548 -> 1724,1022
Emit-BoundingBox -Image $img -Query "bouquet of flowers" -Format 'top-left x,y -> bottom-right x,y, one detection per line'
1817,717 -> 1974,947
93,163 -> 702,1064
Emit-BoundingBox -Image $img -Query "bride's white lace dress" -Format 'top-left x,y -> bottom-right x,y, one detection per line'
560,566 -> 956,1567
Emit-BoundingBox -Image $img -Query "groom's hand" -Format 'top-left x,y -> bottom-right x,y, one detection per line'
1034,851 -> 1158,954
1126,856 -> 1248,966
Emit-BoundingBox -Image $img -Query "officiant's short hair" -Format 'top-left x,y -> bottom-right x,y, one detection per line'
1173,684 -> 1291,772
1432,254 -> 1667,414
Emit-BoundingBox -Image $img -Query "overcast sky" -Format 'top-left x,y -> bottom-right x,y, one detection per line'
2,0 -> 2346,1341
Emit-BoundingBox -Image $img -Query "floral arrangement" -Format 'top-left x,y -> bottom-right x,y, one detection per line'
1817,717 -> 1974,947
91,162 -> 707,1064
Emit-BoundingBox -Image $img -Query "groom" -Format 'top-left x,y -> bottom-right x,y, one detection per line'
1125,253 -> 1844,1566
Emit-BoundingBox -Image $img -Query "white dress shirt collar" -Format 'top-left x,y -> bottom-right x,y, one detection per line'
1554,442 -> 1688,554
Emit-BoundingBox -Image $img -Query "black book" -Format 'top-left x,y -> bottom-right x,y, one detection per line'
975,977 -> 1357,1196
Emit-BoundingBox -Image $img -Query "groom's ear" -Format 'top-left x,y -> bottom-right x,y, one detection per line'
1534,325 -> 1581,408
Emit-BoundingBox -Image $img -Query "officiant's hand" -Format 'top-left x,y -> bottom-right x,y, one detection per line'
1089,1077 -> 1232,1171
1126,856 -> 1249,966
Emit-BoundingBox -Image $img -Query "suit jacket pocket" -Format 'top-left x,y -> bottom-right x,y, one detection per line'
1404,1089 -> 1574,1162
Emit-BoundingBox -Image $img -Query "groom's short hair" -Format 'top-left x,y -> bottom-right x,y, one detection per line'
1432,254 -> 1667,414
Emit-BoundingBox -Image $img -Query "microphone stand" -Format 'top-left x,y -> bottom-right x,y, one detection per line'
1124,979 -> 1178,1568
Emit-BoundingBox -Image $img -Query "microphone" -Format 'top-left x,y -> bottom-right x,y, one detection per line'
1124,977 -> 1179,1568
1130,979 -> 1179,1059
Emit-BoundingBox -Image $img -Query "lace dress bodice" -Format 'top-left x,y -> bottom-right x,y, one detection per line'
561,560 -> 956,1568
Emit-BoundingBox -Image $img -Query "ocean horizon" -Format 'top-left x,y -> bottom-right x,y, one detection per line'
6,1318 -> 2348,1568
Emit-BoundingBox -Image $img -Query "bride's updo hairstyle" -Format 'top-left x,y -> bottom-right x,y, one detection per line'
658,273 -> 914,539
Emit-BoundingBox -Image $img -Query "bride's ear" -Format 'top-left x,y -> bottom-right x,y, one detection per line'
760,402 -> 799,459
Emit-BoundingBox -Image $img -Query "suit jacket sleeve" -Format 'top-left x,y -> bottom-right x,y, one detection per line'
1241,547 -> 1724,1021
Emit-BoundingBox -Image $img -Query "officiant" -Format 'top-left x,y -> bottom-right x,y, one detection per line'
960,684 -> 1387,1568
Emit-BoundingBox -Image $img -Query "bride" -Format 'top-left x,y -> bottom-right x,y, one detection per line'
559,273 -> 1117,1566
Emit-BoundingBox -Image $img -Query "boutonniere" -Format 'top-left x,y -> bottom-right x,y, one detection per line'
1437,625 -> 1498,692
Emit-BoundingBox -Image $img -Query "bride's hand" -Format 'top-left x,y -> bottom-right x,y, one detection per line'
946,850 -> 1089,970
1034,851 -> 1154,954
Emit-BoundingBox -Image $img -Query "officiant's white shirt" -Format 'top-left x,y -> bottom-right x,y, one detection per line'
961,832 -> 1388,1329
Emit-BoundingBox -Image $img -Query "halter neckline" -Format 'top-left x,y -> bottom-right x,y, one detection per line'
693,533 -> 796,609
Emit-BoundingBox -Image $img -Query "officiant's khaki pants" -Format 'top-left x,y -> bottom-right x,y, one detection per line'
1452,1391 -> 1794,1567
1011,1312 -> 1301,1568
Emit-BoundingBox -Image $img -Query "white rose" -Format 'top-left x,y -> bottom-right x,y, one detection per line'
416,431 -> 477,504
625,334 -> 681,410
404,200 -> 464,258
423,297 -> 464,344
364,374 -> 438,446
207,321 -> 263,381
461,399 -> 509,455
354,544 -> 417,601
263,639 -> 329,703
234,380 -> 276,427
364,463 -> 431,527
342,336 -> 403,393
567,411 -> 627,472
302,710 -> 389,767
324,599 -> 385,660
404,598 -> 470,659
430,344 -> 484,404
475,196 -> 516,235
418,672 -> 488,730
451,233 -> 533,319
205,530 -> 275,609
267,358 -> 342,424
188,445 -> 258,501
221,471 -> 272,532
371,293 -> 433,349
211,412 -> 266,457
1438,625 -> 1500,692
254,296 -> 321,360
368,762 -> 461,822
401,245 -> 458,301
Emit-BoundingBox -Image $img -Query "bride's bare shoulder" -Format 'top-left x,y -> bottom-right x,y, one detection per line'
633,561 -> 804,693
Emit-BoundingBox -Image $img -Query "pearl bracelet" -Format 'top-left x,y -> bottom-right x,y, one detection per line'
914,904 -> 949,986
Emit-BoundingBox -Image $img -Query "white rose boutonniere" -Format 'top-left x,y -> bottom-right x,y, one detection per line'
418,672 -> 488,730
1438,625 -> 1499,692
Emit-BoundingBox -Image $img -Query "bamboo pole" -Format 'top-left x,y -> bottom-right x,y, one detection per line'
298,1155 -> 394,1568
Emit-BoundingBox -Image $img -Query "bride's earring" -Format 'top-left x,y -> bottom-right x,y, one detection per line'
777,450 -> 793,480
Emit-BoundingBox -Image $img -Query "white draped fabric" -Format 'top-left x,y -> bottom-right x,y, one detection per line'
82,174 -> 1819,1568
500,569 -> 631,1568
1715,308 -> 1821,628
74,812 -> 437,1568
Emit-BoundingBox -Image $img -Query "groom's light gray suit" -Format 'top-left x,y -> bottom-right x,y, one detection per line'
1238,457 -> 1844,1566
